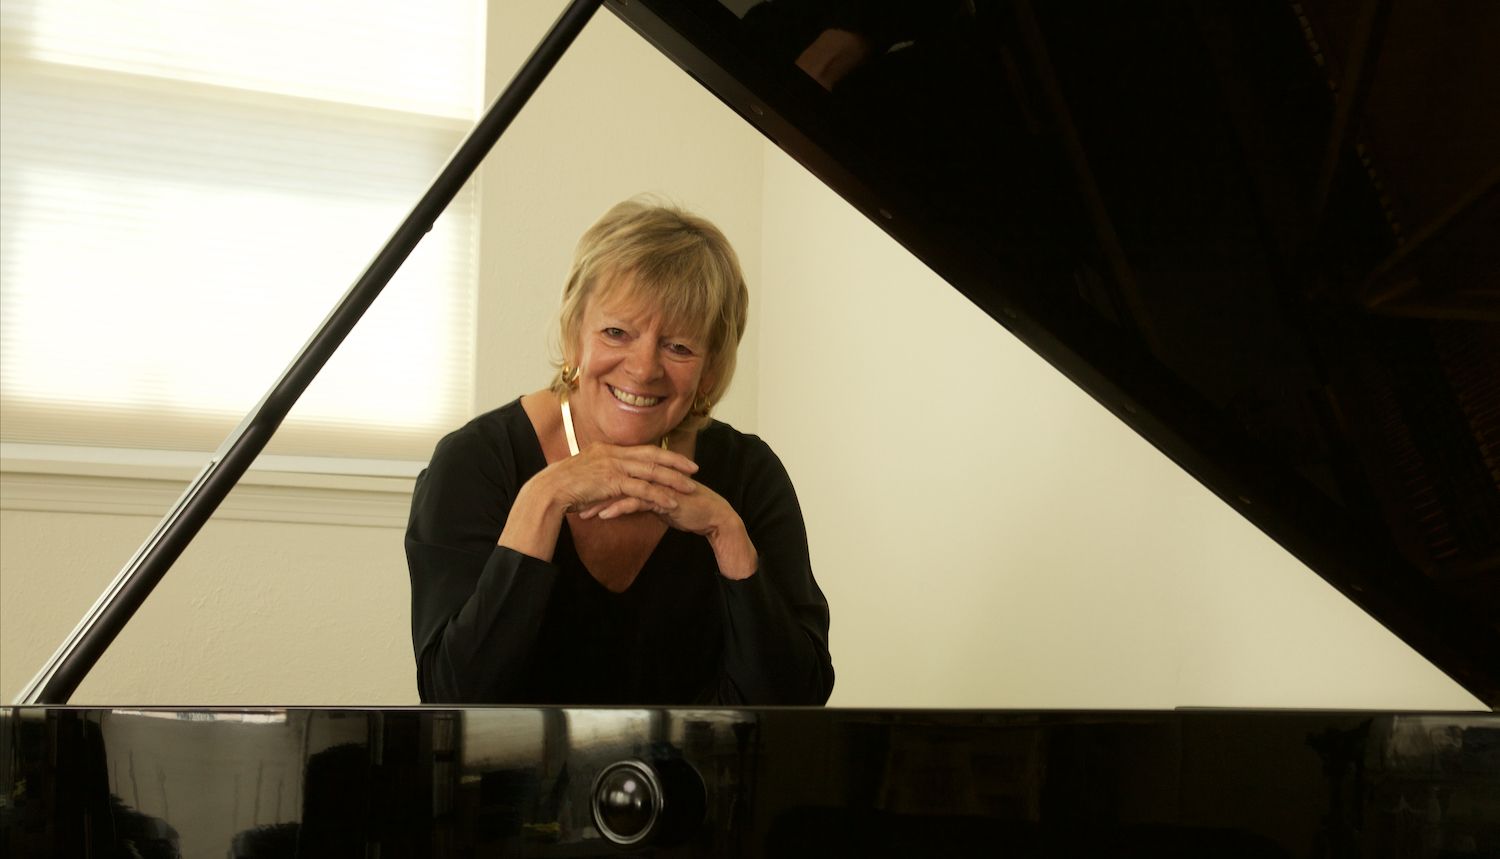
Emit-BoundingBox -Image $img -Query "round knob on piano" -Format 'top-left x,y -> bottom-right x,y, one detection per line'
592,760 -> 662,845
591,757 -> 707,847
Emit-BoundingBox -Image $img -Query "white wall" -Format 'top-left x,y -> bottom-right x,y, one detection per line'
0,508 -> 411,704
756,145 -> 1483,710
0,0 -> 1486,711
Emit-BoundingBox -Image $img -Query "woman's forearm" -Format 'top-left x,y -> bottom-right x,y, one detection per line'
719,572 -> 834,705
415,544 -> 559,702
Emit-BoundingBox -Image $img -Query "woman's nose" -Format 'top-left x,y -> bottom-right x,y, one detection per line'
624,339 -> 662,379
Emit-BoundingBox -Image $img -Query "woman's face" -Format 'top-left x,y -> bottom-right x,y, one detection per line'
568,282 -> 709,447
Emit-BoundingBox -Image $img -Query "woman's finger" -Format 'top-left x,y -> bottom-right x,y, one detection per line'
595,497 -> 654,520
573,501 -> 608,519
613,477 -> 682,512
614,444 -> 699,476
624,458 -> 698,494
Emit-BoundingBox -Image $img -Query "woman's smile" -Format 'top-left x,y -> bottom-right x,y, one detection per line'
608,385 -> 663,408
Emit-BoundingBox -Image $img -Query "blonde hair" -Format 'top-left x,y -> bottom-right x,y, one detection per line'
551,198 -> 749,433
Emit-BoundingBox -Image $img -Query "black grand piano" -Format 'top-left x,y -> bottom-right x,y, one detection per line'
4,1 -> 1498,855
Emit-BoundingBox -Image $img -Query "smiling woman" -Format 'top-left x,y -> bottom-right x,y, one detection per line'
404,198 -> 834,706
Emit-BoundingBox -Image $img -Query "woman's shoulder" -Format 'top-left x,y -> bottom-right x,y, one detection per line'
696,419 -> 802,523
410,399 -> 537,543
697,419 -> 791,485
427,397 -> 540,475
698,417 -> 775,459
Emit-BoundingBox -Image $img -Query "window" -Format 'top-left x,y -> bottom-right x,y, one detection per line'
1,0 -> 485,462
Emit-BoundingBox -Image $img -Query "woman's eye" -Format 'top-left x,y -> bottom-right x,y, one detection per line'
665,342 -> 695,356
602,327 -> 626,339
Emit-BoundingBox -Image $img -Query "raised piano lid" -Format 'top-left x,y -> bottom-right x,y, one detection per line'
603,0 -> 1500,704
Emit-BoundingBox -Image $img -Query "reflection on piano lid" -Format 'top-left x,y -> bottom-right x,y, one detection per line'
606,0 -> 1500,704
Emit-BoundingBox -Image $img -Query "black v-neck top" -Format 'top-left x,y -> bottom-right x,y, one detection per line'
405,399 -> 834,705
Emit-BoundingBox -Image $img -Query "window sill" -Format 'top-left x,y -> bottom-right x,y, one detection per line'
0,444 -> 419,529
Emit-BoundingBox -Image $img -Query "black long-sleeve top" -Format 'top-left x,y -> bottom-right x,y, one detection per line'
405,399 -> 834,705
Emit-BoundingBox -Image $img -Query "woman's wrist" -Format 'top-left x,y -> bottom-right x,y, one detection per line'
709,514 -> 757,580
497,473 -> 568,561
526,469 -> 574,519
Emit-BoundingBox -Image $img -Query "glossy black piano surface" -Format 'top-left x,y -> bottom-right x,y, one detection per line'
4,707 -> 1498,857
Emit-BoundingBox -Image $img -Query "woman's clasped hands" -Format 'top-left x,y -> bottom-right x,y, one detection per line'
540,443 -> 758,581
548,442 -> 698,519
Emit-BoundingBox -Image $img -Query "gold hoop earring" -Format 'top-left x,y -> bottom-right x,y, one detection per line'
691,392 -> 713,417
562,364 -> 581,389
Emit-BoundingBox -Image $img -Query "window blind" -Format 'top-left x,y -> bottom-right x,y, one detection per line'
0,0 -> 484,461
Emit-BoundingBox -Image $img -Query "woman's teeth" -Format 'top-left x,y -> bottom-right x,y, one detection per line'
610,386 -> 661,407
